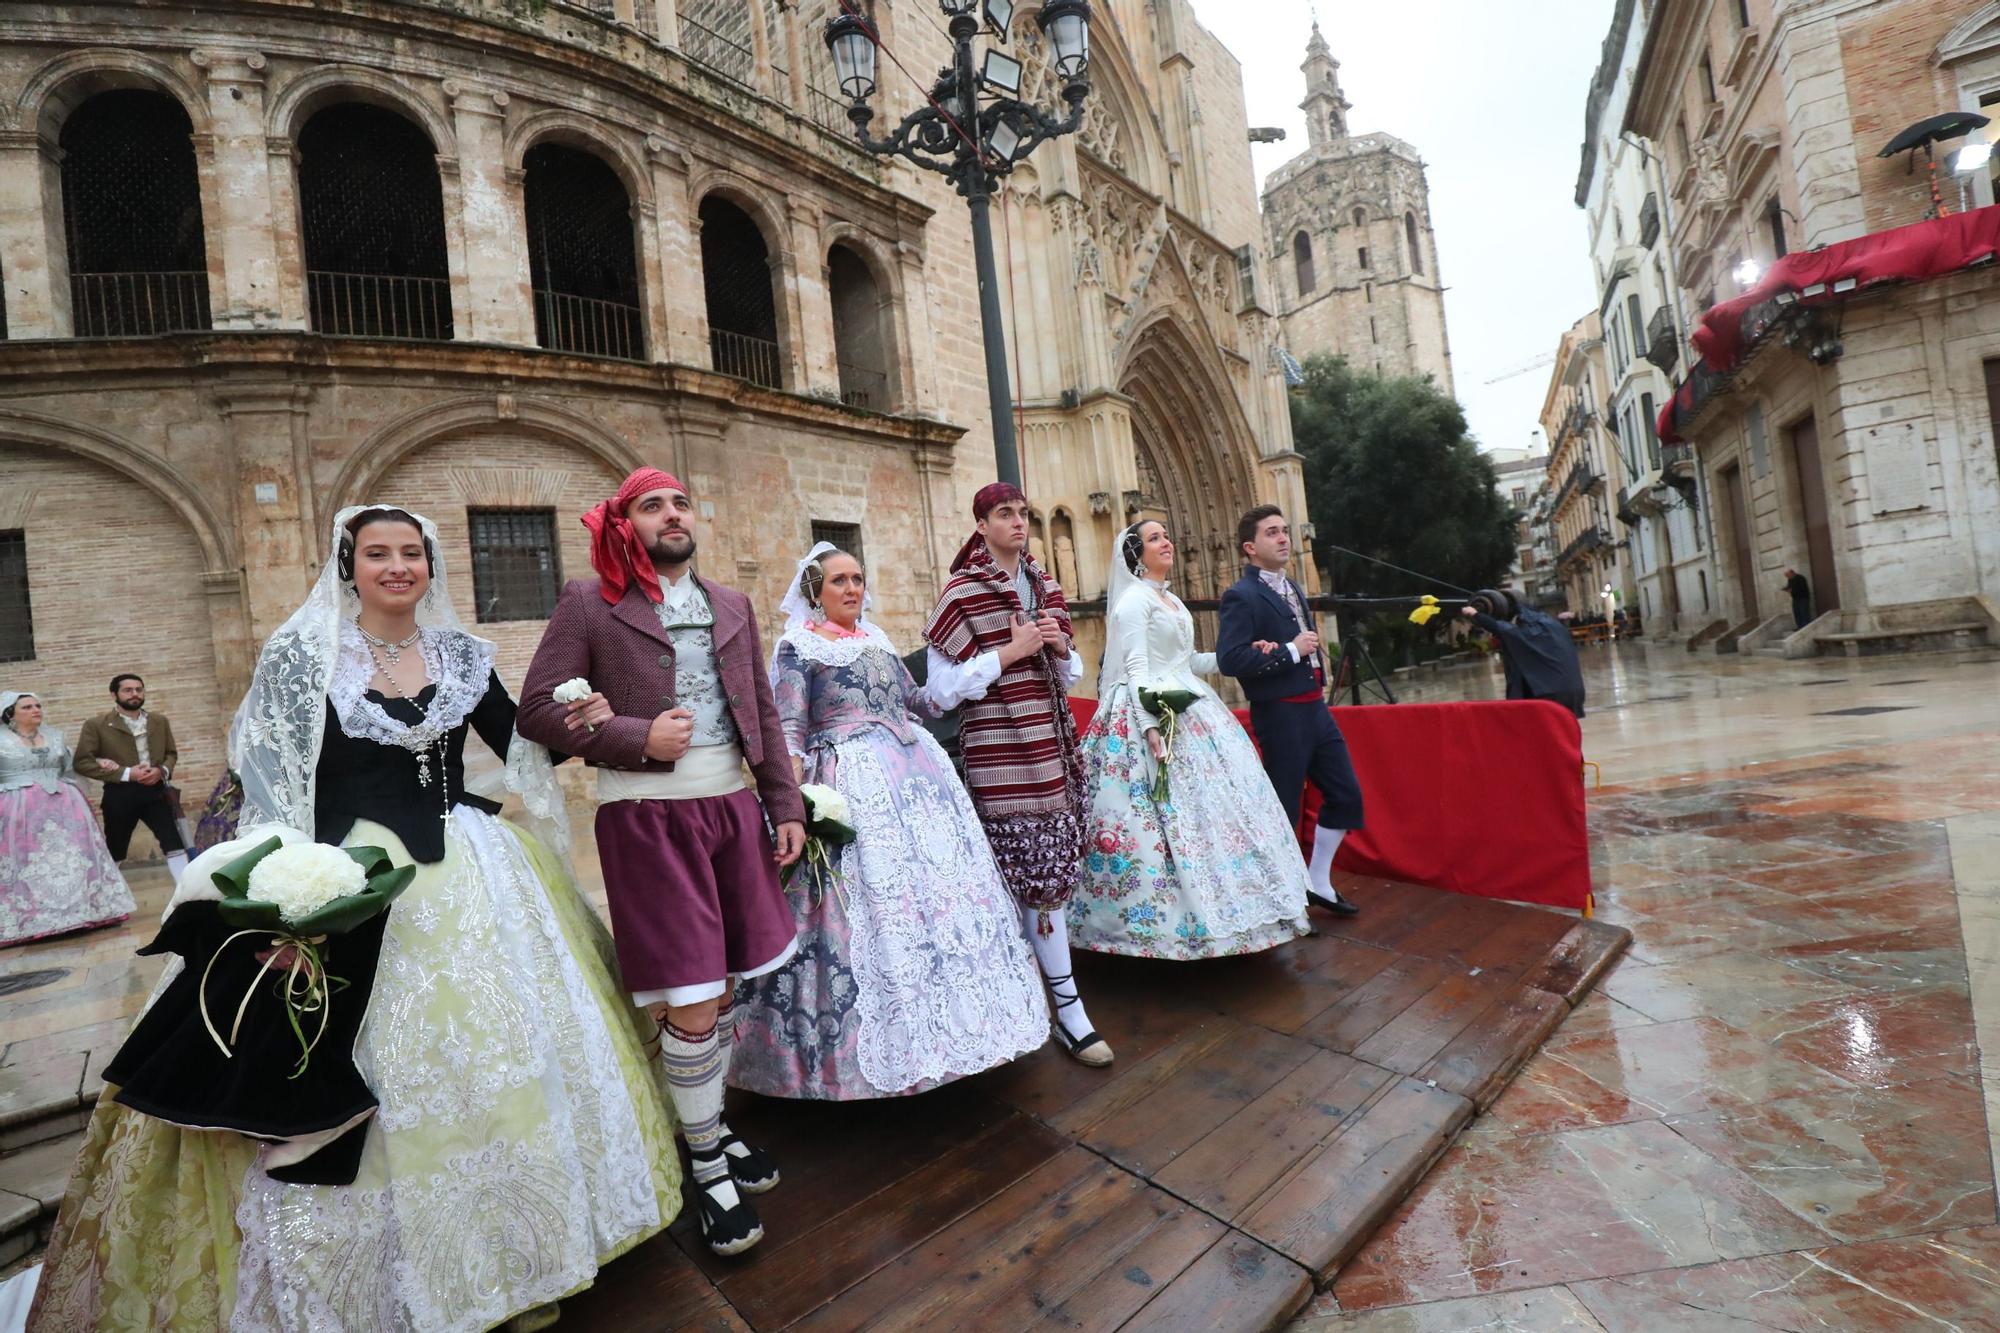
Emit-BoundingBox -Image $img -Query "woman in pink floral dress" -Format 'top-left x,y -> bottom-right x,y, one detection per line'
1071,524 -> 1311,959
0,690 -> 135,947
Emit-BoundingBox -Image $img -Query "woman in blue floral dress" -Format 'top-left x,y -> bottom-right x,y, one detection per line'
729,544 -> 1048,1099
1072,521 -> 1312,959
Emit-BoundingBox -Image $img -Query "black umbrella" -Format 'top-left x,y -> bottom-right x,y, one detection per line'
1878,112 -> 1990,159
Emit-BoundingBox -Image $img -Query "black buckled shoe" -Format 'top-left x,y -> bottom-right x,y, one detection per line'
1308,888 -> 1360,917
691,1169 -> 765,1257
719,1132 -> 780,1194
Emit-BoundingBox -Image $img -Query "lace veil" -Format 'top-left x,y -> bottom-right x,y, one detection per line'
226,505 -> 572,855
1096,522 -> 1151,697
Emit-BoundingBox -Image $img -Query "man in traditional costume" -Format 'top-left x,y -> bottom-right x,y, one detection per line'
519,468 -> 804,1257
1217,504 -> 1365,917
73,673 -> 188,884
922,483 -> 1112,1067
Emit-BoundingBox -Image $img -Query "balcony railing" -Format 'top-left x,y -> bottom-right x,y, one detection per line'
534,288 -> 644,360
837,360 -> 889,411
680,13 -> 757,88
710,326 -> 782,388
808,85 -> 850,134
1638,192 -> 1661,250
1661,441 -> 1697,480
1558,526 -> 1609,567
1644,305 -> 1680,373
307,271 -> 453,340
70,271 -> 211,337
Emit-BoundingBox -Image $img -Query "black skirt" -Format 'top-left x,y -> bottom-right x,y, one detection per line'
103,899 -> 389,1186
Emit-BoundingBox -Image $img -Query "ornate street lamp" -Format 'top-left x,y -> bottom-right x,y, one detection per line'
825,0 -> 1092,486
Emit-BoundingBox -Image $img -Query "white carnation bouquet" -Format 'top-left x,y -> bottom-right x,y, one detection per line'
199,834 -> 416,1078
786,783 -> 857,906
552,677 -> 595,732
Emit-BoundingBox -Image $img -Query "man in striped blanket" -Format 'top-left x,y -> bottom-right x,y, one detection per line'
923,483 -> 1112,1067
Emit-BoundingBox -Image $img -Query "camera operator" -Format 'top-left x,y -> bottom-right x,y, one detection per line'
1460,590 -> 1586,720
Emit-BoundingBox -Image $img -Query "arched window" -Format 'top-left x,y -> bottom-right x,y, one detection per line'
699,195 -> 782,388
1351,207 -> 1366,228
1405,212 -> 1424,275
1292,230 -> 1316,296
298,104 -> 453,340
828,243 -> 890,410
524,142 -> 643,359
60,89 -> 210,336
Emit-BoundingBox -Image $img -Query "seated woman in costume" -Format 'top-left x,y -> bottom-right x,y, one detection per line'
0,690 -> 135,948
29,506 -> 680,1333
1071,521 -> 1312,960
729,544 -> 1048,1099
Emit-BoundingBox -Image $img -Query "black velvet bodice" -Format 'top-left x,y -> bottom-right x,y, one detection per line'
313,671 -> 515,862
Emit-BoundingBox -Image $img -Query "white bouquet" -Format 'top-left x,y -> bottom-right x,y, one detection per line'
247,843 -> 366,926
787,784 -> 857,905
552,677 -> 596,732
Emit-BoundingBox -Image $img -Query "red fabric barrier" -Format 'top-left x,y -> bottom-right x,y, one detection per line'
1067,697 -> 1591,911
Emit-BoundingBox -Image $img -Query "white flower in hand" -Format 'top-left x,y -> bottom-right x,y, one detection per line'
552,677 -> 593,704
799,783 -> 851,825
249,843 -> 367,927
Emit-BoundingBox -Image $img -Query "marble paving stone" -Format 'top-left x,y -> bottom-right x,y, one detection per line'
1536,1016 -> 1857,1119
1462,1050 -> 1663,1141
1737,979 -> 1978,1090
1330,1118 -> 1832,1311
1766,922 -> 1970,993
1541,990 -> 1657,1040
0,1055 -> 85,1132
0,1134 -> 81,1213
1568,1226 -> 2000,1332
1664,1076 -> 1995,1243
1947,810 -> 2000,1216
1294,1285 -> 1609,1331
1593,950 -> 1860,1026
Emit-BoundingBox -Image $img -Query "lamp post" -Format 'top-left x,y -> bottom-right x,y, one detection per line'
826,0 -> 1092,487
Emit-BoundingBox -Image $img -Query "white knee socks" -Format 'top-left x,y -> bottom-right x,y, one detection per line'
165,849 -> 188,886
1309,828 -> 1346,895
1023,906 -> 1097,1043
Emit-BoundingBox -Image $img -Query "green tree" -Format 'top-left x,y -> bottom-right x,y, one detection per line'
1290,356 -> 1519,662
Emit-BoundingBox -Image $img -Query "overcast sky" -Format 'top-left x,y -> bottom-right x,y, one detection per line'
1186,0 -> 1614,457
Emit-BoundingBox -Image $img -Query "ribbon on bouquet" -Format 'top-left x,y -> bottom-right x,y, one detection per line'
198,930 -> 346,1080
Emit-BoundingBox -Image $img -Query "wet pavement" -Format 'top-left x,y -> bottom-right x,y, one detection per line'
1299,640 -> 2000,1330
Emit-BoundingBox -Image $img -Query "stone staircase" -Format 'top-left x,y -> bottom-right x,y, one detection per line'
0,1057 -> 99,1270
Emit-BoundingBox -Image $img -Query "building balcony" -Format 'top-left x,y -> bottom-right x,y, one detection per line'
1638,192 -> 1661,250
1644,306 -> 1680,373
1661,441 -> 1697,484
1557,525 -> 1610,569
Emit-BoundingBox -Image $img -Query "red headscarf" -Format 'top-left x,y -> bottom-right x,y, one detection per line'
582,467 -> 685,605
951,482 -> 1029,572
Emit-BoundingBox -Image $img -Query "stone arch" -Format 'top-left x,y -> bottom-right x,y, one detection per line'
0,408 -> 234,569
266,64 -> 457,158
1940,4 -> 2000,63
686,169 -> 792,264
506,109 -> 652,209
18,48 -> 212,139
1116,308 -> 1259,599
332,396 -> 645,512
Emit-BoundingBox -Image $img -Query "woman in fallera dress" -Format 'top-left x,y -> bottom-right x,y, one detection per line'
28,506 -> 680,1333
728,543 -> 1048,1099
0,691 -> 135,948
1070,521 -> 1312,959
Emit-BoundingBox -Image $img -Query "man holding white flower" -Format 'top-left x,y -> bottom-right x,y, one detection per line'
519,466 -> 804,1258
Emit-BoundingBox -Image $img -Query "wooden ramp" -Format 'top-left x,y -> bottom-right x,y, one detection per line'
563,878 -> 1629,1331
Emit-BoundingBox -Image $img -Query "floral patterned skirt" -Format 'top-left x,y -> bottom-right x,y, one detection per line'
0,783 -> 134,949
730,729 -> 1048,1099
1071,690 -> 1312,960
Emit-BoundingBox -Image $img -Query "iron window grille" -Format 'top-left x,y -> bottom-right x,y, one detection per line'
0,531 -> 33,663
810,521 -> 864,571
468,508 -> 561,623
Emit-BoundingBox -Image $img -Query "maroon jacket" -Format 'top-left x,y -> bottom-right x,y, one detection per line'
518,576 -> 804,828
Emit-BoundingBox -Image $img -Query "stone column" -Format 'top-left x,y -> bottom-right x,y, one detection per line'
892,235 -> 942,419
214,383 -> 320,646
265,137 -> 310,326
0,128 -> 69,337
190,49 -> 292,329
443,82 -> 535,346
787,197 -> 837,397
655,0 -> 680,47
1780,16 -> 1866,248
645,136 -> 705,365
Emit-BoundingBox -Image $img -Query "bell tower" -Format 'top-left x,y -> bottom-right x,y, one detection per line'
1301,23 -> 1350,148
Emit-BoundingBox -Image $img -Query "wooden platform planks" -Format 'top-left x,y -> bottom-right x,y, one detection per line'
560,881 -> 1630,1331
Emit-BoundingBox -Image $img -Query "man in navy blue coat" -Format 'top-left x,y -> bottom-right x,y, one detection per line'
1216,505 -> 1365,917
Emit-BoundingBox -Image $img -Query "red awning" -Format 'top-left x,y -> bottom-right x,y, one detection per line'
1657,205 -> 2000,444
1694,205 -> 2000,371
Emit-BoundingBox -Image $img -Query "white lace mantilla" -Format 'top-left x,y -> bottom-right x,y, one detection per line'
776,622 -> 902,672
329,624 -> 494,753
228,809 -> 659,1333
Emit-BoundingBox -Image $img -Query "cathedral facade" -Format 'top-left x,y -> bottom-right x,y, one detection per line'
0,0 -> 1301,812
1262,26 -> 1454,393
